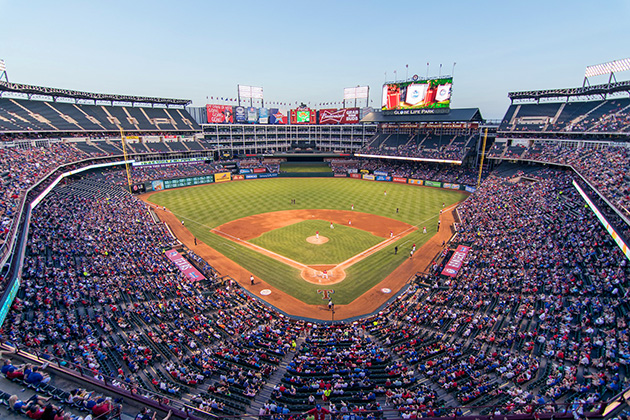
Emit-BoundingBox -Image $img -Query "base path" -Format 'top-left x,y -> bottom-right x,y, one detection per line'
141,193 -> 457,321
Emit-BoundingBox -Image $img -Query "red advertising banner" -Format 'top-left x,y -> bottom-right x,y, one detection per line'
393,177 -> 407,183
206,104 -> 234,123
253,167 -> 267,174
165,249 -> 206,281
232,174 -> 245,180
319,108 -> 360,124
350,173 -> 362,179
441,245 -> 471,278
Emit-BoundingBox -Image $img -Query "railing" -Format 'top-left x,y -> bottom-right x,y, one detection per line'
2,343 -> 217,420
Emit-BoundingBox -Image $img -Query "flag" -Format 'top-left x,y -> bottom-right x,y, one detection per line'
0,60 -> 5,72
435,83 -> 452,102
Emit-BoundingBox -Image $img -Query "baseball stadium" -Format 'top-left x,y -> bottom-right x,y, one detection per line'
0,4 -> 629,420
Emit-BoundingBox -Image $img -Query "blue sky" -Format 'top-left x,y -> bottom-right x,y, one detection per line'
0,0 -> 628,119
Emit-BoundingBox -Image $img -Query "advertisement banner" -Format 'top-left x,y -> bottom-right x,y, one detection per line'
362,174 -> 375,180
129,183 -> 144,194
393,177 -> 407,183
374,171 -> 389,177
206,104 -> 234,123
465,186 -> 476,193
233,174 -> 245,180
347,168 -> 358,174
443,183 -> 460,189
152,180 -> 165,191
350,173 -> 362,179
165,249 -> 206,281
214,172 -> 232,183
247,107 -> 258,124
253,167 -> 267,174
258,108 -> 269,124
269,108 -> 287,125
245,174 -> 258,179
441,245 -> 471,278
376,175 -> 392,182
334,173 -> 347,178
239,168 -> 252,174
408,179 -> 423,185
258,173 -> 278,178
234,106 -> 247,123
424,180 -> 442,188
318,108 -> 360,124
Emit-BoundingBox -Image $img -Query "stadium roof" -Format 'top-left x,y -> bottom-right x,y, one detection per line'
0,81 -> 191,105
508,80 -> 630,102
360,108 -> 483,123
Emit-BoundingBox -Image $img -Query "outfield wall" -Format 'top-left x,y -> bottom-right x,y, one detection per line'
144,171 -> 476,192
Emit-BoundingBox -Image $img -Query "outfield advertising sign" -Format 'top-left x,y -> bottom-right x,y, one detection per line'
239,168 -> 252,174
393,177 -> 407,183
374,171 -> 389,177
408,179 -> 423,185
350,173 -> 361,179
163,175 -> 215,189
258,173 -> 278,178
424,180 -> 442,188
362,174 -> 375,180
376,175 -> 392,181
214,172 -> 232,183
233,174 -> 245,180
443,183 -> 460,190
152,180 -> 165,191
245,174 -> 258,179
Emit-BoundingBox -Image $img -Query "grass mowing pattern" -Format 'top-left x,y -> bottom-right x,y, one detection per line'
249,220 -> 383,265
148,178 -> 466,305
280,162 -> 332,173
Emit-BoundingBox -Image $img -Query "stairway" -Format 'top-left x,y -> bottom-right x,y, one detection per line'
244,337 -> 305,417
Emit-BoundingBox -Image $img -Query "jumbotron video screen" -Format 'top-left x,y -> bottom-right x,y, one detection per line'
381,77 -> 452,113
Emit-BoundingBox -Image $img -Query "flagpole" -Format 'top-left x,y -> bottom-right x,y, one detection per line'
405,64 -> 408,81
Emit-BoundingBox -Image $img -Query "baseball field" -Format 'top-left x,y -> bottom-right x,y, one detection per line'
146,178 -> 466,307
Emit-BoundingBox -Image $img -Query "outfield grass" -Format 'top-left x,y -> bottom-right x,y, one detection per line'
280,162 -> 332,173
249,219 -> 383,265
148,178 -> 466,305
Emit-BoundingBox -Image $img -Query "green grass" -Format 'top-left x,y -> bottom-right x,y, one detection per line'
249,219 -> 383,265
280,162 -> 332,173
148,178 -> 466,305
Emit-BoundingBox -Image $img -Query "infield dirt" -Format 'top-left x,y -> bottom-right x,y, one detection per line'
141,192 -> 457,321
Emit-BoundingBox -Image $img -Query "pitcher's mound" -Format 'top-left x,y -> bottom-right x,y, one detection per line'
306,235 -> 329,245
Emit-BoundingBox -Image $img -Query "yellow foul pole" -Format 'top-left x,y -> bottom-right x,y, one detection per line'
119,127 -> 133,194
477,128 -> 488,189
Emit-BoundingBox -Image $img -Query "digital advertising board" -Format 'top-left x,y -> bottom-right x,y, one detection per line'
234,106 -> 247,123
381,77 -> 452,115
319,108 -> 360,124
206,104 -> 234,124
247,107 -> 258,124
258,108 -> 269,124
269,108 -> 287,125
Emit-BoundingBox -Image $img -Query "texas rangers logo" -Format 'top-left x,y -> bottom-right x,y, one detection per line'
317,289 -> 335,300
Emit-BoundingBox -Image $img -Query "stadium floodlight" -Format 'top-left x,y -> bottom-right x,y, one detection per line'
585,58 -> 630,78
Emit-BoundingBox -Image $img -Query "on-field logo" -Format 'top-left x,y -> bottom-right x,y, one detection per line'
317,289 -> 335,300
